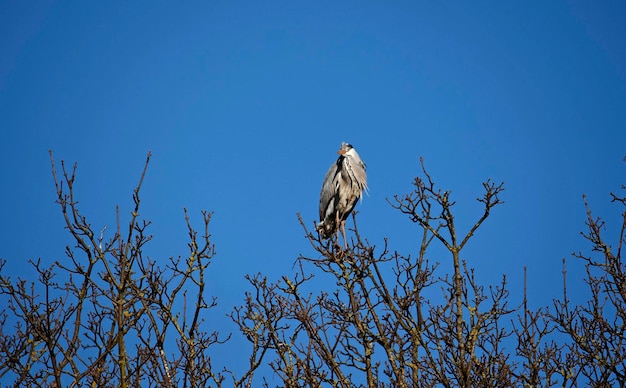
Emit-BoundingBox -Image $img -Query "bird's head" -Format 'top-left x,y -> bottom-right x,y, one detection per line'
337,142 -> 354,156
338,142 -> 366,173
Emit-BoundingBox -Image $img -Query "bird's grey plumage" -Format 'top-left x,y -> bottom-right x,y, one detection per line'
317,142 -> 368,244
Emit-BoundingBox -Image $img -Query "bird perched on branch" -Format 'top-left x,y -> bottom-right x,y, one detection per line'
316,142 -> 368,246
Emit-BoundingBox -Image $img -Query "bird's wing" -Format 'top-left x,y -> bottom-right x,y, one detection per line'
353,160 -> 368,193
319,161 -> 339,220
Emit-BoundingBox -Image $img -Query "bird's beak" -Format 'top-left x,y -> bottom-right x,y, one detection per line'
337,149 -> 346,155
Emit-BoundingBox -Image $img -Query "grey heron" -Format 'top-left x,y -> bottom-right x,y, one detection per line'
316,142 -> 368,246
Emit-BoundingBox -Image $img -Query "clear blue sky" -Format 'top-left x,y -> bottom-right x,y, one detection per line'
1,0 -> 625,379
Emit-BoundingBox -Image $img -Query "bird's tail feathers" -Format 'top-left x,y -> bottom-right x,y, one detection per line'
316,221 -> 335,240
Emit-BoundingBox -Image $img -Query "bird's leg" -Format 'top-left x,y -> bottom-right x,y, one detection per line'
340,220 -> 348,249
334,211 -> 348,249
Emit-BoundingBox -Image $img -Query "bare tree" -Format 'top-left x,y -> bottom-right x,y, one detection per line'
1,153 -> 624,387
0,152 -> 229,387
512,265 -> 575,387
549,189 -> 626,387
231,158 -> 518,387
